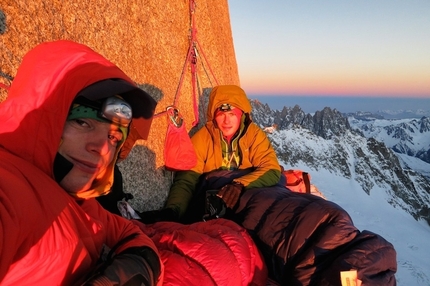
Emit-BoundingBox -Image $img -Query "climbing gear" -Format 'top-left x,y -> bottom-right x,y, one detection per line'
218,103 -> 233,112
154,0 -> 219,171
164,106 -> 197,171
167,106 -> 183,128
100,96 -> 132,127
73,96 -> 132,127
154,0 -> 218,124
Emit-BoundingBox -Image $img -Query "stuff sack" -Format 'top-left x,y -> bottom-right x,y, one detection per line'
283,169 -> 311,194
164,106 -> 197,171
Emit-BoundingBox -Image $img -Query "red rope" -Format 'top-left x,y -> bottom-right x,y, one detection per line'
154,0 -> 219,127
188,0 -> 199,127
190,46 -> 199,126
153,42 -> 194,119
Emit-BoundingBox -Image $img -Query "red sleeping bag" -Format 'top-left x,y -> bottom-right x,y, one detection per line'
133,219 -> 267,286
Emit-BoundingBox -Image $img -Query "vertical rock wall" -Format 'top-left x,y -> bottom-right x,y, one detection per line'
0,0 -> 240,210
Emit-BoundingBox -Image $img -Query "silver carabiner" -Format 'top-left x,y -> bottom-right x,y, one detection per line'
166,106 -> 183,128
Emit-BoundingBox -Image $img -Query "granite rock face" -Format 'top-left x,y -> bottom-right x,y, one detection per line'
1,0 -> 239,211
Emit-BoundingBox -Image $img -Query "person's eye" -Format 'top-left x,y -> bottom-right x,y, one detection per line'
74,119 -> 89,127
108,133 -> 122,145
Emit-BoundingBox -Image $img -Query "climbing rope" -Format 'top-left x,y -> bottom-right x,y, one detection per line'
154,0 -> 219,128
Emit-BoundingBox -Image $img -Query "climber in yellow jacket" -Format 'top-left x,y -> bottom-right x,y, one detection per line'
140,85 -> 281,223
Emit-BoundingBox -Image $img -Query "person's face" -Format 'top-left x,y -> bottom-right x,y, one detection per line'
215,108 -> 241,137
58,118 -> 123,195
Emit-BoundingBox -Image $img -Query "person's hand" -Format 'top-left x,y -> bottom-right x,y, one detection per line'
218,182 -> 244,209
138,208 -> 178,224
82,246 -> 161,286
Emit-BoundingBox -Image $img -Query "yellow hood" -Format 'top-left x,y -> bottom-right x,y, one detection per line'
206,85 -> 252,122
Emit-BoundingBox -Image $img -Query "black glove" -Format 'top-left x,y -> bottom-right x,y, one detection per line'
138,208 -> 178,224
83,246 -> 161,286
204,190 -> 227,221
218,182 -> 244,209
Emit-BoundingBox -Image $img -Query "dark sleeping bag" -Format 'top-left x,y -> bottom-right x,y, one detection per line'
182,169 -> 397,286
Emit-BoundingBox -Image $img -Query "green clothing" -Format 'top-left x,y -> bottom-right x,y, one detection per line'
166,85 -> 281,218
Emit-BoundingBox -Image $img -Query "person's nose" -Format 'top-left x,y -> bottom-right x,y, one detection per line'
223,114 -> 231,124
86,130 -> 110,156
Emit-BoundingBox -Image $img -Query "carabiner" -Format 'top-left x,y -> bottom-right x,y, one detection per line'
166,106 -> 183,128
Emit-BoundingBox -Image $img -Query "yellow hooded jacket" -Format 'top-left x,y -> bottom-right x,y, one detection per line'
166,85 -> 281,218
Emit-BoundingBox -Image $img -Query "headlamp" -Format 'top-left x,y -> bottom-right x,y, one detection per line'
218,103 -> 233,112
72,96 -> 132,127
100,96 -> 132,127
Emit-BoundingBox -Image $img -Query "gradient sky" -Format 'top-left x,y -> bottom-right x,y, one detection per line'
228,1 -> 430,98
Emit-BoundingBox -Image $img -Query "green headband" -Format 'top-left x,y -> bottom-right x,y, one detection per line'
67,104 -> 128,144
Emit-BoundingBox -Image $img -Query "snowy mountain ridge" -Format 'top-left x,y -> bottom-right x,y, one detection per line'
374,109 -> 430,119
343,109 -> 430,120
348,116 -> 430,165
